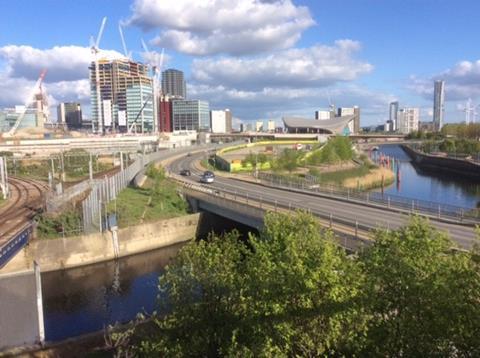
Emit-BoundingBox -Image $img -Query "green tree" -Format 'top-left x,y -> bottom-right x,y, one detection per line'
359,217 -> 480,356
276,148 -> 301,172
139,212 -> 365,356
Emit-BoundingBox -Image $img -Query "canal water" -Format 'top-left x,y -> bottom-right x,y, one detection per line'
41,242 -> 184,342
41,213 -> 258,342
376,145 -> 480,209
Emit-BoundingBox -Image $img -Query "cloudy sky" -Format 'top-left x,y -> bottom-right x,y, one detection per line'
1,0 -> 480,126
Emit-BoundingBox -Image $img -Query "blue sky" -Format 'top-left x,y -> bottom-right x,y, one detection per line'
1,0 -> 479,126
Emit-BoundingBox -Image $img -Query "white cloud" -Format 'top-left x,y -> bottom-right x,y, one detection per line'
192,40 -> 373,90
0,45 -> 124,82
410,59 -> 480,101
127,0 -> 314,55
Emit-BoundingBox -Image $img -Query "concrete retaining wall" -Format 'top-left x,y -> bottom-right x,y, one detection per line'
401,144 -> 480,179
0,269 -> 42,350
2,214 -> 200,274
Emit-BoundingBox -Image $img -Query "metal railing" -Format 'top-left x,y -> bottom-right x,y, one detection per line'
171,175 -> 380,252
255,172 -> 480,224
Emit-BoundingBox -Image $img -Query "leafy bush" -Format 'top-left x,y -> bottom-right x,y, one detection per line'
36,210 -> 82,239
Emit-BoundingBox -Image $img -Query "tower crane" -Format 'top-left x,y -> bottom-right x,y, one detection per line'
4,69 -> 47,137
118,22 -> 132,59
90,17 -> 107,134
132,39 -> 164,134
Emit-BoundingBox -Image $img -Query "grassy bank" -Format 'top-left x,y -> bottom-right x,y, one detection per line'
108,166 -> 188,228
342,167 -> 395,190
307,158 -> 394,190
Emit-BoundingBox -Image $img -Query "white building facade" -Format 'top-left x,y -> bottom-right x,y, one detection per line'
210,110 -> 227,133
398,108 -> 419,134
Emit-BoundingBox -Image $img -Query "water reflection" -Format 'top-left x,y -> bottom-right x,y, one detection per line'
42,242 -> 185,342
377,145 -> 480,208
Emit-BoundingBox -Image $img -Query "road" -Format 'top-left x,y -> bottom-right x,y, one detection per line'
168,152 -> 478,249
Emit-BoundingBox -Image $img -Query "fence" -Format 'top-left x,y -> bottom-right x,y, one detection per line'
256,172 -> 480,224
80,142 -> 242,234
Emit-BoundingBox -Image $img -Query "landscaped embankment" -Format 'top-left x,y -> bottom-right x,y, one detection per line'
401,145 -> 480,180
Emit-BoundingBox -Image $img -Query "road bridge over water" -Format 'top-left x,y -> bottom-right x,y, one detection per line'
168,152 -> 478,250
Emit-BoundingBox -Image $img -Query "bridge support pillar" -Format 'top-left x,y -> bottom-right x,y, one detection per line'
188,197 -> 199,213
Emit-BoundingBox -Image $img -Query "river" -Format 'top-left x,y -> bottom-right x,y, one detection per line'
376,144 -> 480,209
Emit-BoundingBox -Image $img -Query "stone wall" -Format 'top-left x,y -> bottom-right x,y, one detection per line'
401,144 -> 480,179
2,214 -> 200,274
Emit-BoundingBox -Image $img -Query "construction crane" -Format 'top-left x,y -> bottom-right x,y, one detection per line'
462,98 -> 477,124
118,22 -> 132,59
4,69 -> 47,137
140,39 -> 164,134
90,17 -> 107,134
327,91 -> 336,117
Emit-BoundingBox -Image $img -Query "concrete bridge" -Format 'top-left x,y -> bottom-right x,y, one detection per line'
169,153 -> 478,251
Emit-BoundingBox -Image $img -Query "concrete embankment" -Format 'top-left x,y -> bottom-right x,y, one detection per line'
1,214 -> 200,274
401,145 -> 480,180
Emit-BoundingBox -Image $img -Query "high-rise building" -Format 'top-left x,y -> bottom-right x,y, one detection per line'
172,100 -> 210,131
161,69 -> 186,99
389,101 -> 399,131
433,80 -> 445,131
398,108 -> 419,134
225,109 -> 232,133
158,95 -> 173,132
57,102 -> 82,129
256,121 -> 264,132
89,58 -> 154,133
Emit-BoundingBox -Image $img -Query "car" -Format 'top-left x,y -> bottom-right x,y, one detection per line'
203,171 -> 215,178
180,169 -> 191,176
200,175 -> 214,183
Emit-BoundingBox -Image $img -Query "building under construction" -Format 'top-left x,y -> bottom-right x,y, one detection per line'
90,58 -> 154,133
0,85 -> 49,133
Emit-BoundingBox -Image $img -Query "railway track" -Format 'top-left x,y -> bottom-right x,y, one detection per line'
0,176 -> 49,241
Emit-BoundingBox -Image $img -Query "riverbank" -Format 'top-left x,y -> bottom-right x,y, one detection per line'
401,144 -> 480,180
1,214 -> 200,274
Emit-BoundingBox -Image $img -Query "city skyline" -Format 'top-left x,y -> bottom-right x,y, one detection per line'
0,0 -> 480,126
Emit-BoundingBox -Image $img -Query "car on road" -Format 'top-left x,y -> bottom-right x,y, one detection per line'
200,170 -> 215,183
179,169 -> 191,176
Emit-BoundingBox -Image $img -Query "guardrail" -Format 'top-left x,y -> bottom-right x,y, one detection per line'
170,174 -> 383,252
0,223 -> 33,269
255,172 -> 480,224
